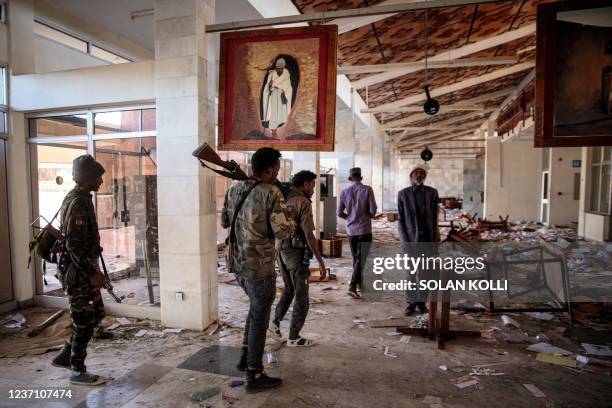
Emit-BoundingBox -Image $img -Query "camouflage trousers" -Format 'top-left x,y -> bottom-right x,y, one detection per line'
273,249 -> 310,340
67,274 -> 105,372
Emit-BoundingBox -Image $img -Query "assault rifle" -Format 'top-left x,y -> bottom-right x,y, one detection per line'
99,249 -> 124,303
192,143 -> 248,181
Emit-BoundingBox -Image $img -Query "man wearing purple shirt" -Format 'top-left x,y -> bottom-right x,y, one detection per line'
337,167 -> 377,299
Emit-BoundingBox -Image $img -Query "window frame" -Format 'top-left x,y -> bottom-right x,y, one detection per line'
589,146 -> 612,215
27,105 -> 156,297
33,19 -> 133,65
0,63 -> 7,140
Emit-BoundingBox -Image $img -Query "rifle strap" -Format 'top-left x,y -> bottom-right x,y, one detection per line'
229,181 -> 261,244
198,160 -> 245,181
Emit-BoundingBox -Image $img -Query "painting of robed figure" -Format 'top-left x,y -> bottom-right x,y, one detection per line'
218,25 -> 337,151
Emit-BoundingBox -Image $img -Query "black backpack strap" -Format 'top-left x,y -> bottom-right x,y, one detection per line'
229,181 -> 261,244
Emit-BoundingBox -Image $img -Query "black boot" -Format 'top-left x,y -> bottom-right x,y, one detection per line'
51,342 -> 72,369
246,370 -> 282,391
236,347 -> 248,372
93,326 -> 114,340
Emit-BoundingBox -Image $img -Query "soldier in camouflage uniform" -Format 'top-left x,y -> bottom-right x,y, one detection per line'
270,170 -> 327,347
221,147 -> 294,391
51,154 -> 107,386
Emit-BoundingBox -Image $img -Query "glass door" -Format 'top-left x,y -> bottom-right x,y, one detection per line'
540,171 -> 550,225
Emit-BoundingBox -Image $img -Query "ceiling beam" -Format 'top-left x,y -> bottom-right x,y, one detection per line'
385,125 -> 475,131
489,68 -> 535,121
391,110 -> 493,144
330,0 -> 406,34
397,129 -> 478,149
400,128 -> 481,149
351,23 -> 535,88
399,154 -> 478,159
339,56 -> 518,75
382,87 -> 514,128
362,104 -> 484,113
375,61 -> 534,112
206,0 -> 510,33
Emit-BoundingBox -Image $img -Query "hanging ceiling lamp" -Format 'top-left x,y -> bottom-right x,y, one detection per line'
422,9 -> 440,116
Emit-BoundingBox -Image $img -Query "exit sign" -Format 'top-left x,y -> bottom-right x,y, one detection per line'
572,160 -> 581,168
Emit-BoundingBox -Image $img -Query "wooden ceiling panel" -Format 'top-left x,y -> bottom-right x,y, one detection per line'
290,0 -> 545,147
291,0 -> 385,14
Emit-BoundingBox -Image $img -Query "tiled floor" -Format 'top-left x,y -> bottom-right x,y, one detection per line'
1,245 -> 611,407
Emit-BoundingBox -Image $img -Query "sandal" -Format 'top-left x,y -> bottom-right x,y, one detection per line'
287,337 -> 316,347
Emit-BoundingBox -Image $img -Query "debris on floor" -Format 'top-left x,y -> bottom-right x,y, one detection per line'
523,383 -> 547,398
535,353 -> 577,368
526,343 -> 572,355
190,387 -> 220,402
581,343 -> 612,357
451,375 -> 479,389
1,313 -> 26,330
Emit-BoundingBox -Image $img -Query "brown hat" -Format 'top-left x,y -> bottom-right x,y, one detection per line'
349,167 -> 362,181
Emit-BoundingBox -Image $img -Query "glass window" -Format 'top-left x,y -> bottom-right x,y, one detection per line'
94,110 -> 140,134
32,142 -> 88,296
601,164 -> 611,214
90,45 -> 130,64
142,109 -> 156,131
593,146 -> 602,164
34,21 -> 88,53
590,166 -> 601,212
94,137 -> 159,306
0,66 -> 6,106
29,115 -> 88,138
0,112 -> 6,134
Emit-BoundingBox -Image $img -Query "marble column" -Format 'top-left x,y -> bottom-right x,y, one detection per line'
155,0 -> 217,330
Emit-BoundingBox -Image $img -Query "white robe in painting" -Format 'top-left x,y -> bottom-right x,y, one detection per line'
262,69 -> 293,130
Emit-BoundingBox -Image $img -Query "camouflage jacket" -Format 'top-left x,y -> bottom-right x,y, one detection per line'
285,187 -> 315,241
221,178 -> 294,279
60,186 -> 100,276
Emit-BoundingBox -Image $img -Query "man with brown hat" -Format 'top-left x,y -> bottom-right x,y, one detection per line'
337,167 -> 377,299
51,154 -> 107,386
397,163 -> 440,316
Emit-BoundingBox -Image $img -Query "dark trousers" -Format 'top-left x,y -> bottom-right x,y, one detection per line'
238,275 -> 276,373
403,239 -> 436,309
348,233 -> 372,289
68,274 -> 105,373
274,249 -> 310,340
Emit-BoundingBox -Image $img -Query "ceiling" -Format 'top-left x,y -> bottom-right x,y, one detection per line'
45,0 -> 262,52
291,0 -> 551,155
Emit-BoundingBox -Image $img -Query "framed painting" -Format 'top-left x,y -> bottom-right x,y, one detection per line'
534,0 -> 612,147
218,25 -> 338,151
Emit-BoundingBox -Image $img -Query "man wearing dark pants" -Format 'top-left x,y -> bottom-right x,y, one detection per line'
221,147 -> 294,390
271,170 -> 327,347
51,154 -> 107,386
397,163 -> 440,316
337,167 -> 377,299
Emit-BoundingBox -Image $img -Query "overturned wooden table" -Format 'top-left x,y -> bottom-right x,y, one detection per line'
396,271 -> 481,349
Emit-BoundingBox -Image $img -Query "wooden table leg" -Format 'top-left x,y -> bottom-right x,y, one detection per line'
428,301 -> 437,340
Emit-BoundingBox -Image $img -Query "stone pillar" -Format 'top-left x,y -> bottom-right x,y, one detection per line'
371,128 -> 383,210
8,0 -> 36,304
335,106 -> 354,233
155,0 -> 217,330
382,137 -> 394,211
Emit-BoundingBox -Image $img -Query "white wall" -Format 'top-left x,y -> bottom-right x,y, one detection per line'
548,147 -> 581,226
12,60 -> 154,111
398,158 -> 464,198
484,138 -> 541,221
35,36 -> 107,73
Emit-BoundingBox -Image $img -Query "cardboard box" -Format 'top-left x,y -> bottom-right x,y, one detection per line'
319,238 -> 342,258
